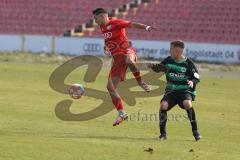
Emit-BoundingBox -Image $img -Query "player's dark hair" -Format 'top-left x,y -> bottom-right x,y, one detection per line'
171,40 -> 185,49
92,8 -> 108,15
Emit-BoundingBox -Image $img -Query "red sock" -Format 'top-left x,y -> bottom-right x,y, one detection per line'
133,71 -> 142,82
112,97 -> 124,110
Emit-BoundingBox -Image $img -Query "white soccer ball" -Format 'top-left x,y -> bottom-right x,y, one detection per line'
68,83 -> 85,99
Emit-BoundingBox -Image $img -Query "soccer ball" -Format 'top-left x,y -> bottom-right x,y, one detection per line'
68,83 -> 85,99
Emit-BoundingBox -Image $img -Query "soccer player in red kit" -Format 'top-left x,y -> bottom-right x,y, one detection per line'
93,8 -> 154,126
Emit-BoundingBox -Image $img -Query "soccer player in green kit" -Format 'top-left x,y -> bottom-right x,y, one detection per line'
149,40 -> 202,141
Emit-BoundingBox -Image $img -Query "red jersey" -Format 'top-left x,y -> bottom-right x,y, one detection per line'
100,18 -> 134,55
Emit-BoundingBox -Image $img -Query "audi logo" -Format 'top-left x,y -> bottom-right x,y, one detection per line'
83,43 -> 101,53
103,32 -> 112,39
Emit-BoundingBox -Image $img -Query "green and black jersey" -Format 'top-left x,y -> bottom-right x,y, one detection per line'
151,56 -> 200,97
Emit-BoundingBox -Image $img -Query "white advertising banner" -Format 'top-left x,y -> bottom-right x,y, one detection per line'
56,37 -> 104,55
25,35 -> 52,53
0,35 -> 22,51
132,40 -> 240,63
0,35 -> 239,63
55,37 -> 240,63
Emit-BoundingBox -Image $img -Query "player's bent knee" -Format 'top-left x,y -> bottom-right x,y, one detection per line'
125,54 -> 135,64
106,83 -> 114,92
183,100 -> 192,109
160,101 -> 169,110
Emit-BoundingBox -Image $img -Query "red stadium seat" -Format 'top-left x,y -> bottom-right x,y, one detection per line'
0,0 -> 239,44
0,0 -> 132,36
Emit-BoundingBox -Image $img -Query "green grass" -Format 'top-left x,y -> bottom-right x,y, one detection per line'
0,60 -> 239,160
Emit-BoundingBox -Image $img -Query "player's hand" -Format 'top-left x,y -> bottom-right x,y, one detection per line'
146,25 -> 157,32
104,46 -> 111,56
187,80 -> 194,88
146,26 -> 157,32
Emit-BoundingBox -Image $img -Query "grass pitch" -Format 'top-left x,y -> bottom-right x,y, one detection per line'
0,56 -> 239,160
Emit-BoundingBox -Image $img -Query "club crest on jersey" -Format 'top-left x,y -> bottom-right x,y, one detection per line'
106,25 -> 112,30
194,72 -> 200,79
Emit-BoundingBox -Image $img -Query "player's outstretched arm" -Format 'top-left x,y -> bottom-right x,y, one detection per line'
148,57 -> 170,73
148,63 -> 169,73
129,22 -> 155,32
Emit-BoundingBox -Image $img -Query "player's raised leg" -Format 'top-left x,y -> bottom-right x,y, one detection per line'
182,100 -> 201,141
125,53 -> 151,92
107,76 -> 128,126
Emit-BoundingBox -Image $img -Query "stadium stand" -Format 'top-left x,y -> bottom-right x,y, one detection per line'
0,0 -> 239,44
0,0 -> 131,35
89,0 -> 240,44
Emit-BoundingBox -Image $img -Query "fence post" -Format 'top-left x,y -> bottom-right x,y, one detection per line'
51,36 -> 56,55
21,34 -> 26,52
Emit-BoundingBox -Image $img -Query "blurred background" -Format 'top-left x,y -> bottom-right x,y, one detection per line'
0,0 -> 239,63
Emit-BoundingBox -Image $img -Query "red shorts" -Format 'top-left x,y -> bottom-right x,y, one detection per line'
109,49 -> 137,81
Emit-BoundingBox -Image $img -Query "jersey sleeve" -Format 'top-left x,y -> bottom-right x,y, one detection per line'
160,56 -> 171,65
151,56 -> 171,73
188,58 -> 200,85
114,19 -> 131,28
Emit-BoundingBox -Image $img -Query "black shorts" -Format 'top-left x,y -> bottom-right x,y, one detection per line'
161,91 -> 194,111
